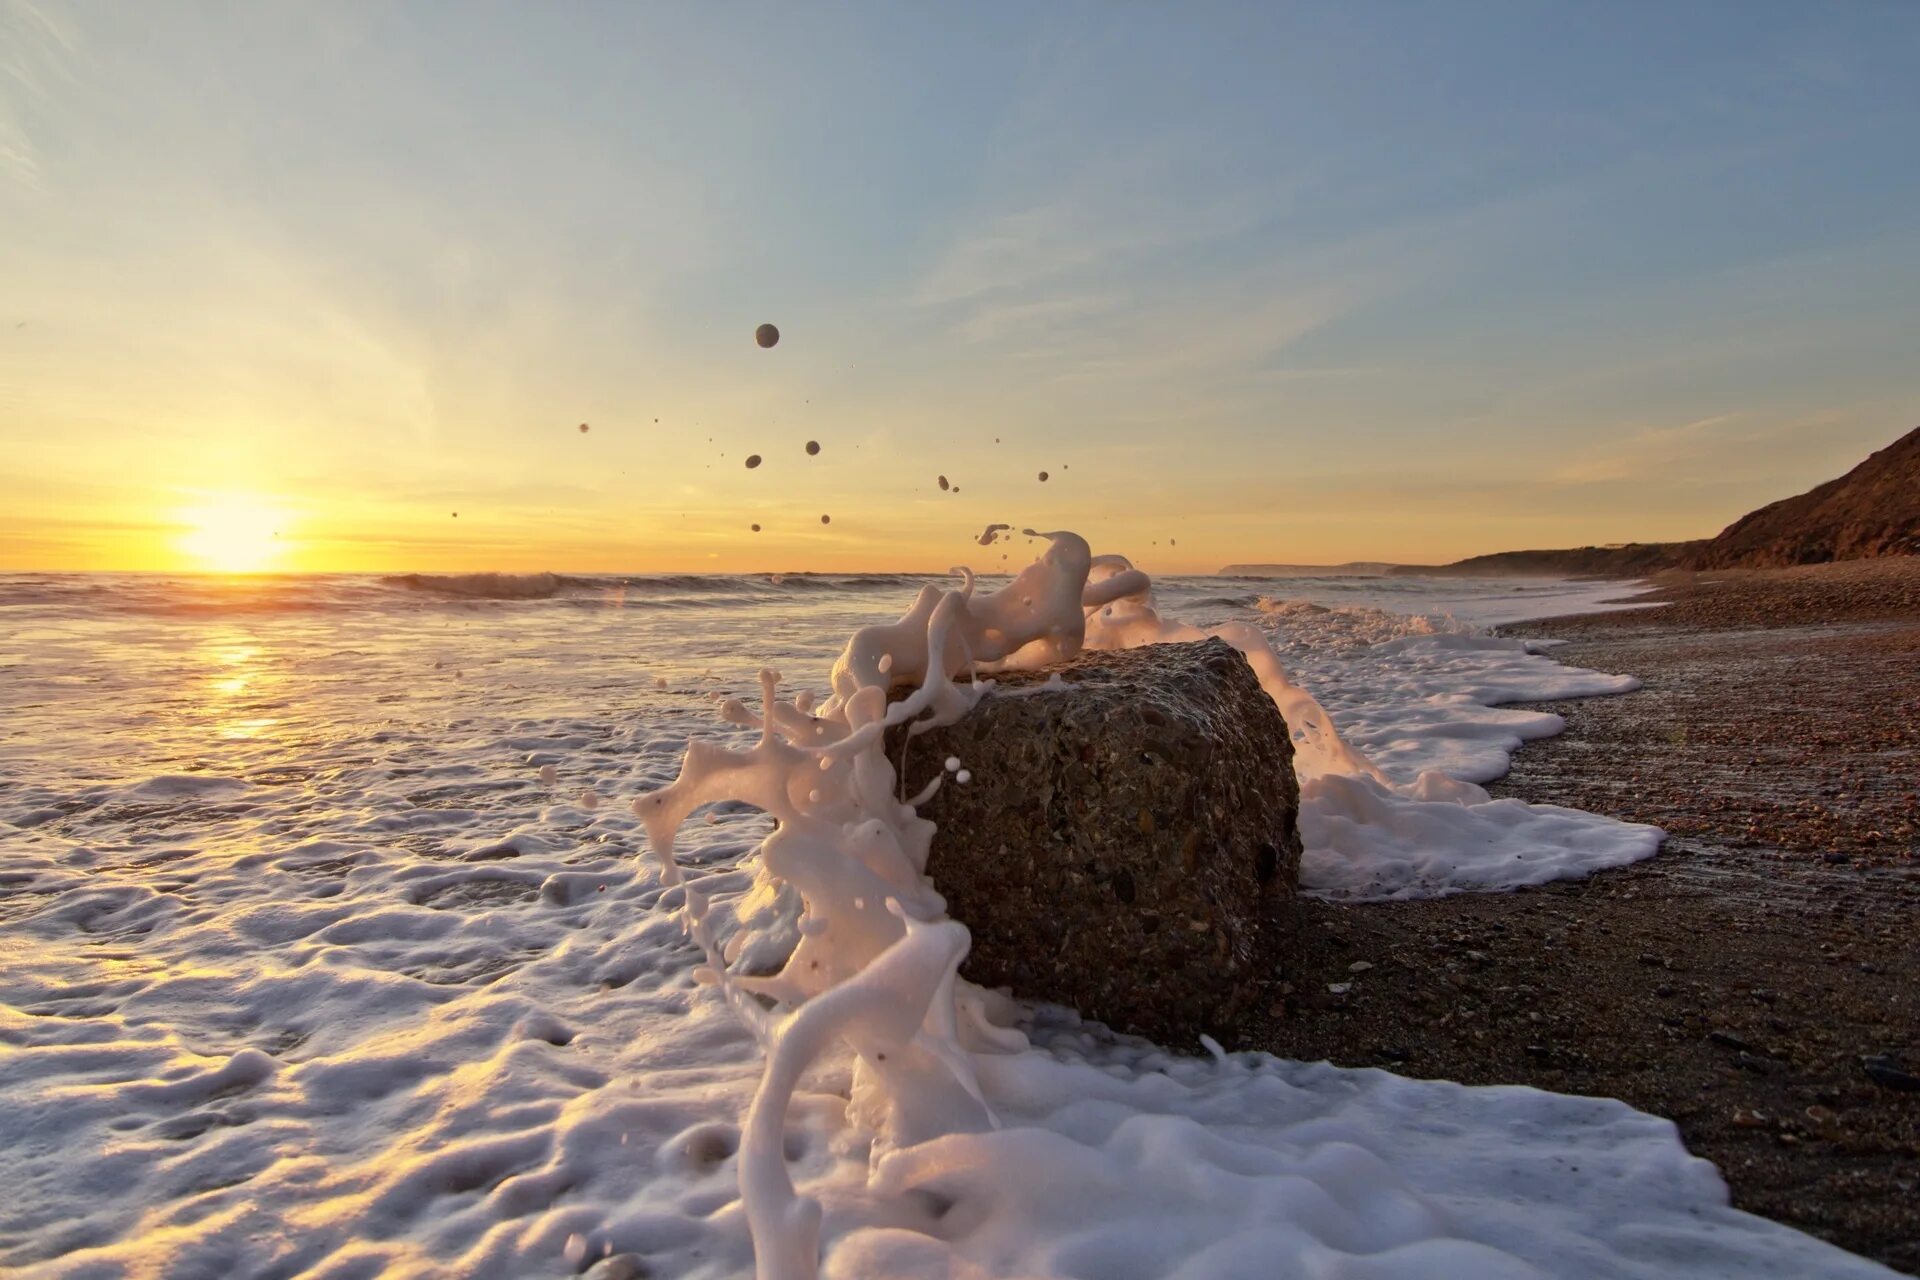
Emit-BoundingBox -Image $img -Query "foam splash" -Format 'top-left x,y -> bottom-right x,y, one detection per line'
1,559 -> 1894,1278
633,531 -> 1661,1278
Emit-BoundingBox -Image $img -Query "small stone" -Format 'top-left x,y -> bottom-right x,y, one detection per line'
1327,982 -> 1351,995
586,1254 -> 651,1280
1730,1108 -> 1769,1129
1347,960 -> 1374,974
1804,1104 -> 1839,1125
1861,1053 -> 1920,1091
1708,1030 -> 1757,1053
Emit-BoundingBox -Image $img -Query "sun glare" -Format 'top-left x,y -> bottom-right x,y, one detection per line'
176,495 -> 292,573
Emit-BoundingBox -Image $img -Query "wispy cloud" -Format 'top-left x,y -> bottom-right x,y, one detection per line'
0,0 -> 78,189
1549,413 -> 1745,485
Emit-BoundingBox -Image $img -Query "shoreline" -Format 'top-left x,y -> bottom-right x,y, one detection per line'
1250,556 -> 1920,1273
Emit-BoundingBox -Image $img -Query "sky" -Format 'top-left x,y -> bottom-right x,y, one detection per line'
3,1 -> 1918,574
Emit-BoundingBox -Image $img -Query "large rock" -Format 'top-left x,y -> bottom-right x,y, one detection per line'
892,637 -> 1300,1047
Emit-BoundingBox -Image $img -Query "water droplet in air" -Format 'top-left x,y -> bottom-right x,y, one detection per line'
820,514 -> 831,524
539,765 -> 558,786
1037,470 -> 1049,482
755,323 -> 780,349
578,422 -> 589,434
937,475 -> 949,491
745,455 -> 762,469
805,440 -> 820,455
751,523 -> 761,533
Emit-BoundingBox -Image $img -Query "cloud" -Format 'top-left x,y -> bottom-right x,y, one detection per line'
1548,413 -> 1744,485
0,0 -> 77,189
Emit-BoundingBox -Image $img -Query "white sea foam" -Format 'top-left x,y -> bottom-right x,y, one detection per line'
0,559 -> 1892,1279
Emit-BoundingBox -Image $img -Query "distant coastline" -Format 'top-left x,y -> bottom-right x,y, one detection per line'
1223,425 -> 1919,580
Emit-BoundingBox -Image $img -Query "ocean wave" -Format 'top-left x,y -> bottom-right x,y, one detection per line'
1182,593 -> 1262,608
380,571 -> 942,602
382,571 -> 579,600
1254,596 -> 1331,616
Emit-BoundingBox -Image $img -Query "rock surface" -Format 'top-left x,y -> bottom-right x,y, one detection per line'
1682,423 -> 1920,569
892,637 -> 1300,1047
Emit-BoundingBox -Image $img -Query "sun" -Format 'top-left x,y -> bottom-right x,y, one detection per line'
176,495 -> 292,573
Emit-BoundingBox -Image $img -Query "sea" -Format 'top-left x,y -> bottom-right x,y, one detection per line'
0,565 -> 1896,1278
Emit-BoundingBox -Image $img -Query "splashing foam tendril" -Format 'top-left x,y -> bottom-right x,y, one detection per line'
632,529 -> 1620,1279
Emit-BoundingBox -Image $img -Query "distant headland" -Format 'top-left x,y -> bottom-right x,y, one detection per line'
1224,425 -> 1920,579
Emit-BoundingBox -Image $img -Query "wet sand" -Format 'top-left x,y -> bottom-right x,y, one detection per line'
1253,557 -> 1920,1273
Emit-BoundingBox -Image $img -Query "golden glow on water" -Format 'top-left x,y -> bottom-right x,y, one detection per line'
200,636 -> 280,741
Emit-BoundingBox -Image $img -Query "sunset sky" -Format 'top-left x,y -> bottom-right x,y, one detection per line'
4,2 -> 1918,574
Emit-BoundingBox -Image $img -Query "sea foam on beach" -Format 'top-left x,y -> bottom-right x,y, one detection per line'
0,557 -> 1894,1278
